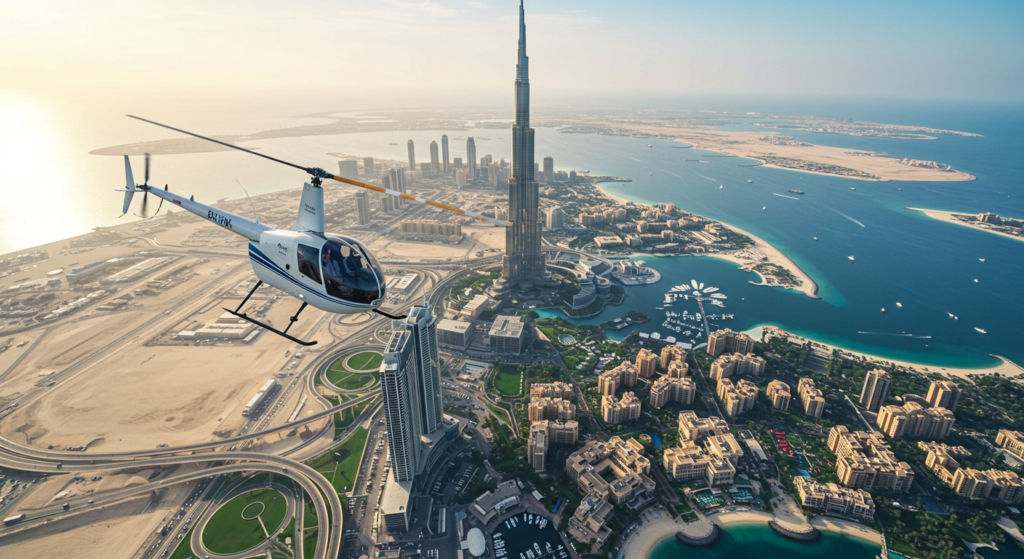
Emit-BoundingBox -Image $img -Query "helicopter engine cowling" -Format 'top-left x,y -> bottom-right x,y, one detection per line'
248,230 -> 385,315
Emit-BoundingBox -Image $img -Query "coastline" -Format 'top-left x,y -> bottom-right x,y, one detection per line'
744,325 -> 1024,380
620,511 -> 882,559
595,183 -> 821,300
907,207 -> 1024,244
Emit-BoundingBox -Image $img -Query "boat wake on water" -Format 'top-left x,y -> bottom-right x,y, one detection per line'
826,206 -> 866,228
773,193 -> 800,200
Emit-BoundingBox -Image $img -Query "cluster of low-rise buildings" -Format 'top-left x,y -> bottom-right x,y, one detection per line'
662,411 -> 744,487
527,382 -> 579,472
923,441 -> 1024,504
434,294 -> 528,355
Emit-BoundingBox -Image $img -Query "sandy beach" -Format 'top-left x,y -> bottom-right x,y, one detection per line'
620,509 -> 882,559
746,325 -> 1024,381
618,512 -> 686,559
596,184 -> 820,300
907,207 -> 1024,244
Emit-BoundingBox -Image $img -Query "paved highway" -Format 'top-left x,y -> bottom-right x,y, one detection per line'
0,259 -> 490,559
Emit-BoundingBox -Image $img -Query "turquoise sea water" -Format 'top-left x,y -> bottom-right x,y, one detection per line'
647,524 -> 879,559
1,98 -> 1020,367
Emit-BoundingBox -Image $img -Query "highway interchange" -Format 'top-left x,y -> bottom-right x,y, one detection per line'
0,256 -> 495,559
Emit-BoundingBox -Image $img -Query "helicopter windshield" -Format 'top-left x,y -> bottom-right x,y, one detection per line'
320,236 -> 384,304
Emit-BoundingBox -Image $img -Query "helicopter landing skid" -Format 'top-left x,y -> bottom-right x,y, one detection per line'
223,281 -> 317,346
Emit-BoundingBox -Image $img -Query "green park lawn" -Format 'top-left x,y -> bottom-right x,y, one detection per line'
493,364 -> 523,397
306,428 -> 368,494
202,488 -> 289,554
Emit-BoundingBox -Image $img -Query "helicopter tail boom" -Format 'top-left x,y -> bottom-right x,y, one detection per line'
146,186 -> 271,242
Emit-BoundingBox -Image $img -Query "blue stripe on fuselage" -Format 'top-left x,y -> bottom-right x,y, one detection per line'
248,243 -> 362,309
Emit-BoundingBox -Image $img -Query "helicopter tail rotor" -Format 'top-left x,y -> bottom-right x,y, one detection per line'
120,153 -> 163,219
121,155 -> 136,215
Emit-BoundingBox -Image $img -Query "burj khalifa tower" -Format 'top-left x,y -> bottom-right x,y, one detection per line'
502,0 -> 546,288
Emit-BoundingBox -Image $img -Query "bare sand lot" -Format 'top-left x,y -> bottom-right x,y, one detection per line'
1,489 -> 189,559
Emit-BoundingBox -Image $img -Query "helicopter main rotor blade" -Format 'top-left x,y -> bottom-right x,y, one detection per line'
127,115 -> 308,174
127,115 -> 512,227
328,174 -> 511,227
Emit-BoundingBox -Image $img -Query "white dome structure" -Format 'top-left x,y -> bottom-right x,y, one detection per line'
466,527 -> 486,557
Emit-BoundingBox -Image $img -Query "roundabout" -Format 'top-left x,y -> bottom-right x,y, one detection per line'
322,349 -> 383,393
193,477 -> 297,558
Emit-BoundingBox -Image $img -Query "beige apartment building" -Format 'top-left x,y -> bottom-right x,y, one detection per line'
793,477 -> 875,521
598,361 -> 638,396
717,378 -> 757,417
649,376 -> 696,408
709,353 -> 767,381
677,410 -> 730,442
528,397 -> 577,423
767,379 -> 791,411
707,328 -> 755,356
996,430 -> 1024,460
798,378 -> 825,419
876,401 -> 954,439
660,345 -> 687,369
828,425 -> 914,492
602,392 -> 642,424
925,380 -> 962,412
566,436 -> 656,505
636,348 -> 658,378
530,381 -> 573,400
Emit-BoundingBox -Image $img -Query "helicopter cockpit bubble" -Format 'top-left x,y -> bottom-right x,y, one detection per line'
320,235 -> 385,305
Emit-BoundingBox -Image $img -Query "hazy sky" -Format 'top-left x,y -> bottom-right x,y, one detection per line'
2,0 -> 1023,107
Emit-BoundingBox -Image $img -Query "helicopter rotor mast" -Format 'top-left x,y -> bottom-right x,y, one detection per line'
126,115 -> 512,227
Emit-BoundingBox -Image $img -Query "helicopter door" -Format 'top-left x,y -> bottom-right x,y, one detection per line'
320,238 -> 381,304
295,244 -> 323,287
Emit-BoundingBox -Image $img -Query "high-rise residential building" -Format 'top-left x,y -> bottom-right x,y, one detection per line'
529,422 -> 548,472
717,378 -> 758,417
767,379 -> 792,411
355,191 -> 371,226
660,346 -> 687,369
601,392 -> 641,424
707,329 -> 755,356
543,156 -> 554,183
429,141 -> 439,173
828,426 -> 915,492
453,157 -> 463,169
798,377 -> 825,419
502,1 -> 546,287
338,159 -> 359,180
403,303 -> 443,434
363,156 -> 376,178
544,207 -> 565,230
597,361 -> 638,395
860,369 -> 892,413
407,140 -> 416,170
441,135 -> 450,173
926,380 -> 962,412
877,402 -> 955,439
649,376 -> 696,408
709,353 -> 766,380
380,303 -> 462,533
530,382 -> 573,400
528,397 -> 576,422
380,328 -> 424,483
466,138 -> 477,181
635,348 -> 658,378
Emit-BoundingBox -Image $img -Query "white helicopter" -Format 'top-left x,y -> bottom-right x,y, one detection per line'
118,115 -> 510,346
